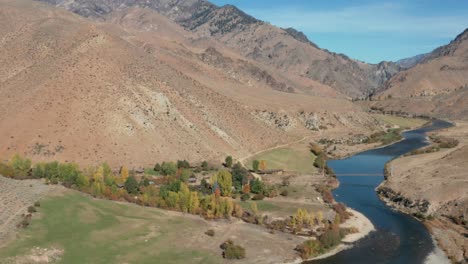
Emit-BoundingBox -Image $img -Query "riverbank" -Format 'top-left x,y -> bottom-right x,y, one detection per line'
377,121 -> 468,262
307,208 -> 375,262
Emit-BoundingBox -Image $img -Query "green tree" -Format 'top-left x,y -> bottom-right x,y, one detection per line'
216,170 -> 233,197
250,178 -> 264,194
225,156 -> 233,168
232,162 -> 248,191
125,176 -> 139,194
154,163 -> 162,172
9,154 -> 31,178
252,160 -> 260,172
161,162 -> 177,176
201,161 -> 209,170
59,163 -> 80,187
177,160 -> 190,169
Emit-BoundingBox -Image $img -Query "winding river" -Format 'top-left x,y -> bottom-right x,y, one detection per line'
308,119 -> 453,264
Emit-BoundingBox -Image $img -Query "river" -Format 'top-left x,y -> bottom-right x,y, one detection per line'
307,119 -> 453,264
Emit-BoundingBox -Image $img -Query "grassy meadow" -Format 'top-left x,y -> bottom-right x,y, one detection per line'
246,147 -> 317,174
0,190 -> 219,264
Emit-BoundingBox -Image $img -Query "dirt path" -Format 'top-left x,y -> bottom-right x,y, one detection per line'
0,176 -> 53,247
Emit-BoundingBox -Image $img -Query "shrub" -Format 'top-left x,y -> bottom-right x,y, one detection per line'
9,154 -> 32,178
0,163 -> 14,178
34,201 -> 41,207
295,239 -> 323,259
225,156 -> 233,168
309,143 -> 323,156
205,229 -> 215,237
241,193 -> 250,201
220,240 -> 246,259
332,203 -> 350,222
201,161 -> 209,170
252,160 -> 260,172
27,206 -> 37,213
252,194 -> 264,200
314,153 -> 326,169
19,218 -> 30,228
154,163 -> 161,172
319,227 -> 344,249
280,190 -> 289,196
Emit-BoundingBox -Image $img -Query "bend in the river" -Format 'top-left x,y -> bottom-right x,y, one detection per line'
307,119 -> 453,264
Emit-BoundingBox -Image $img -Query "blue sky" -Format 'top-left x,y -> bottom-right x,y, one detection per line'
210,0 -> 468,63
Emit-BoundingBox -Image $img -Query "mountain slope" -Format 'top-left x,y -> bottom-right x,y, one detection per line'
37,0 -> 401,98
0,0 -> 380,167
373,29 -> 468,120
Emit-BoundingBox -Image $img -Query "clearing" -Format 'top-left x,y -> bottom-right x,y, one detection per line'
245,144 -> 317,174
0,188 -> 306,264
372,114 -> 428,129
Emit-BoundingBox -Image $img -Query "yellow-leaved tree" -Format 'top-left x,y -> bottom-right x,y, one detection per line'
120,166 -> 129,183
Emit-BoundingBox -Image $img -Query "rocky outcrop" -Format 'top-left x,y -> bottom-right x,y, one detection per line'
376,186 -> 431,215
251,110 -> 296,131
297,112 -> 321,131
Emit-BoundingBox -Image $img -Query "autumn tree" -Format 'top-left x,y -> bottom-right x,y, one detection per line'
120,166 -> 129,183
216,170 -> 233,197
93,166 -> 104,183
242,184 -> 250,194
250,202 -> 259,216
189,191 -> 200,214
259,160 -> 267,171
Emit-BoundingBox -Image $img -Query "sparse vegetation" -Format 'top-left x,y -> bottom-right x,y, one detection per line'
365,128 -> 403,145
220,239 -> 246,259
205,229 -> 215,237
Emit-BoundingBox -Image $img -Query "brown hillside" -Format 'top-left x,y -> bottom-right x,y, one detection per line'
373,29 -> 468,120
37,0 -> 402,98
0,0 -> 380,167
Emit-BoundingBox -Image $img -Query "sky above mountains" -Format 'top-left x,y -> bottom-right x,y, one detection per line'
211,0 -> 468,63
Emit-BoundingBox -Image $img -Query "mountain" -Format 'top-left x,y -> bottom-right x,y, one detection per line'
0,0 -> 380,167
373,28 -> 468,120
395,53 -> 428,69
37,0 -> 401,98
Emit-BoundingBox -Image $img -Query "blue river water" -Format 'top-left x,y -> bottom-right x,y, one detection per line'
307,120 -> 453,264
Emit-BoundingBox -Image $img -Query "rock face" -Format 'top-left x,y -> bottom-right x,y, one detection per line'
377,187 -> 431,214
297,112 -> 321,131
36,0 -> 402,98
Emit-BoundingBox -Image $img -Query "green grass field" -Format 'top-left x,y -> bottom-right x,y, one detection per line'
246,147 -> 317,174
372,114 -> 427,129
0,191 -> 219,264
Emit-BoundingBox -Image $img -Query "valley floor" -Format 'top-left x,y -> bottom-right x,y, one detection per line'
0,178 -> 374,264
